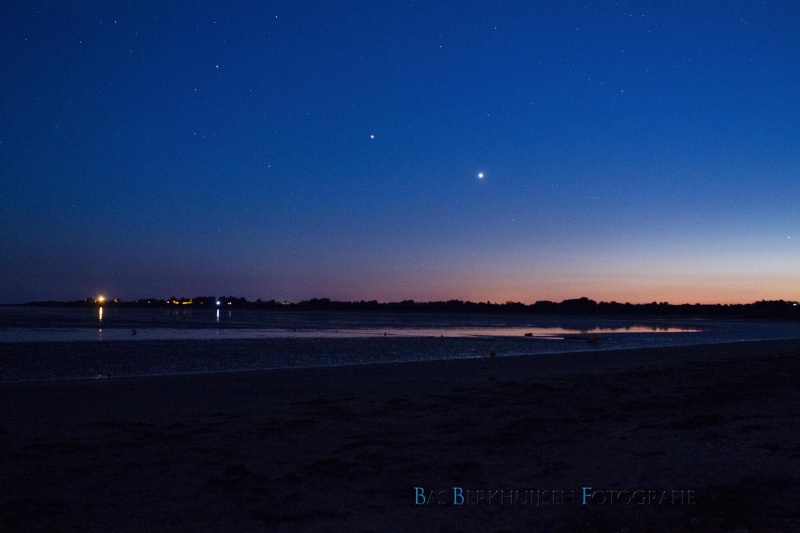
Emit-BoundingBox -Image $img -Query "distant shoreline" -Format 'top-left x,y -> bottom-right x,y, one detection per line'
14,296 -> 800,320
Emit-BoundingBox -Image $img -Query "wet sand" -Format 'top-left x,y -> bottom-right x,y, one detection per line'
1,339 -> 799,531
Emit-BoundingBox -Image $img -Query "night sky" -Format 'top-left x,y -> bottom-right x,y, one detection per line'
1,1 -> 798,305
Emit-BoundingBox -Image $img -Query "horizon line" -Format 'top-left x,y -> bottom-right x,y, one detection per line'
14,295 -> 800,308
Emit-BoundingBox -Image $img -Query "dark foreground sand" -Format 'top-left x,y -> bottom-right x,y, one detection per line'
1,339 -> 799,532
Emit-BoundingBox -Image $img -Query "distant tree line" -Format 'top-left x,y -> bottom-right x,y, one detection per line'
24,296 -> 800,320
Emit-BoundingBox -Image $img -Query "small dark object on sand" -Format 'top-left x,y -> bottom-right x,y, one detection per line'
131,328 -> 137,336
524,332 -> 533,337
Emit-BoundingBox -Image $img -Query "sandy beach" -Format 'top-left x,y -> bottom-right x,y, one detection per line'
1,339 -> 799,531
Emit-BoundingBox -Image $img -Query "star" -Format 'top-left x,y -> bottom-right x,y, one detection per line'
370,134 -> 375,139
477,172 -> 484,179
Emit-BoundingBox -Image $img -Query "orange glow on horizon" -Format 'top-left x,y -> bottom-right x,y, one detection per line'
323,272 -> 798,306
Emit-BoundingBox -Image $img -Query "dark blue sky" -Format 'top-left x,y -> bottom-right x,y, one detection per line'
2,1 -> 798,304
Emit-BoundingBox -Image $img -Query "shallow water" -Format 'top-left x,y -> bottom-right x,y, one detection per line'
0,305 -> 703,332
1,305 -> 798,347
0,324 -> 701,343
0,306 -> 798,382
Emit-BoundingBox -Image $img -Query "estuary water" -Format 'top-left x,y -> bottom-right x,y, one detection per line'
0,306 -> 797,382
0,306 -> 707,341
1,305 -> 799,345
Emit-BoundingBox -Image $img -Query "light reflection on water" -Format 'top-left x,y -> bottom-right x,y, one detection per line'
0,305 -> 710,331
0,325 -> 701,343
0,306 -> 797,349
0,306 -> 798,382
